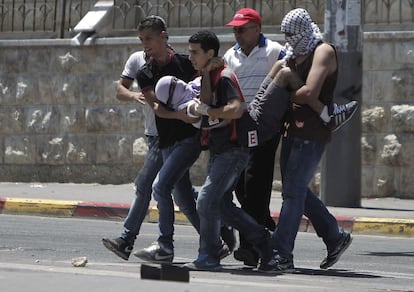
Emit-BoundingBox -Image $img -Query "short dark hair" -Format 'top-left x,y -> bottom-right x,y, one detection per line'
188,30 -> 220,57
138,15 -> 167,33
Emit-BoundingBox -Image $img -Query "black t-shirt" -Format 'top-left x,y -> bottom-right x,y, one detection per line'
207,76 -> 241,154
136,53 -> 198,148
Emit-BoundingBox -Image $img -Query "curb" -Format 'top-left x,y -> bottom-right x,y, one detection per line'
0,197 -> 130,219
1,197 -> 413,237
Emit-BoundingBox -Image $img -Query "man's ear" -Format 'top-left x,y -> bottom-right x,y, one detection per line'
208,49 -> 215,59
161,30 -> 169,40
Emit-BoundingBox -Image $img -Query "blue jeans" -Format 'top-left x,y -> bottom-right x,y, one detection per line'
273,136 -> 342,261
152,134 -> 201,249
122,136 -> 163,244
197,148 -> 270,260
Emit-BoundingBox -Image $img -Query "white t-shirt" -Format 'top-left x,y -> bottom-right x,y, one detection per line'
223,34 -> 284,103
121,51 -> 158,136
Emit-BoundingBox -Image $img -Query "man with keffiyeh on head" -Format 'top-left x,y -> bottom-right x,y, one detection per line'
258,8 -> 354,273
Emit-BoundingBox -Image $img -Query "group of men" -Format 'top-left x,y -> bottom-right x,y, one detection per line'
102,7 -> 357,272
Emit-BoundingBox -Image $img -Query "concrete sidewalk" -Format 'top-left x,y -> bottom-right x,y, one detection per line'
1,182 -> 413,237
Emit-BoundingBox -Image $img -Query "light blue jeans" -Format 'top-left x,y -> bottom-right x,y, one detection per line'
273,136 -> 343,261
197,147 -> 270,260
152,134 -> 201,250
121,135 -> 163,244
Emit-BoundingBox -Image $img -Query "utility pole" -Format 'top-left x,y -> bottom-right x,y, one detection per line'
321,0 -> 362,207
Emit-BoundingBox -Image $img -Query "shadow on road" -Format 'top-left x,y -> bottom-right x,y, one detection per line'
292,268 -> 382,278
217,265 -> 383,279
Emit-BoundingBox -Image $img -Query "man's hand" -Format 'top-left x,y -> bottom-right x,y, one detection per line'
135,92 -> 147,105
194,99 -> 211,116
204,57 -> 224,72
176,108 -> 201,124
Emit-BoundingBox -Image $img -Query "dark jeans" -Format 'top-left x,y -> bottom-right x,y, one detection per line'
197,147 -> 270,260
236,134 -> 280,250
272,136 -> 342,261
122,136 -> 163,244
153,134 -> 201,249
235,84 -> 290,251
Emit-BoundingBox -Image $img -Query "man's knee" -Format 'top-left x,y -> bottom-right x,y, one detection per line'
196,194 -> 216,215
273,66 -> 293,87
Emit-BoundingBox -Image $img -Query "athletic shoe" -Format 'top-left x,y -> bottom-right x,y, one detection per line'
328,101 -> 358,132
134,241 -> 174,263
183,253 -> 222,271
233,247 -> 259,267
102,237 -> 133,261
320,232 -> 352,269
258,253 -> 295,273
220,225 -> 236,252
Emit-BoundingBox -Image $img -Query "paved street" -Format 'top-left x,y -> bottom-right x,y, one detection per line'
1,214 -> 413,292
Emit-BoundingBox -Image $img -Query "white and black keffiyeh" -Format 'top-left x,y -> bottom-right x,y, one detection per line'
281,8 -> 323,60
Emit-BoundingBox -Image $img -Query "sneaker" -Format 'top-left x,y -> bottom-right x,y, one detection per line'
258,253 -> 295,273
134,241 -> 174,263
320,232 -> 352,269
234,247 -> 259,267
220,225 -> 236,252
183,254 -> 222,271
328,101 -> 358,132
102,237 -> 133,261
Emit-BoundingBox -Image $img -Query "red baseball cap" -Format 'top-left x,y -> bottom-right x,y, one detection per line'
226,8 -> 261,27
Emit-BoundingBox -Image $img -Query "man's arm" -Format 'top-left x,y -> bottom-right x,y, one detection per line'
290,43 -> 336,104
207,98 -> 243,120
190,81 -> 243,120
142,88 -> 200,124
206,77 -> 243,120
200,71 -> 212,104
116,77 -> 145,104
199,57 -> 224,104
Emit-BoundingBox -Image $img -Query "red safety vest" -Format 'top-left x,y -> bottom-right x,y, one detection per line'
200,65 -> 258,149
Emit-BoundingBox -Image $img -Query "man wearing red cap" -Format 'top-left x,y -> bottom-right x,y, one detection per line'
223,8 -> 285,267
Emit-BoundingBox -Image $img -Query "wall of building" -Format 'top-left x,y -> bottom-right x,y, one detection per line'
0,31 -> 413,198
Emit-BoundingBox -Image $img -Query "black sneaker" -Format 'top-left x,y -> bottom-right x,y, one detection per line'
220,225 -> 236,252
320,232 -> 352,269
183,253 -> 222,271
102,237 -> 133,261
328,101 -> 358,132
134,241 -> 174,263
258,253 -> 295,273
234,247 -> 259,267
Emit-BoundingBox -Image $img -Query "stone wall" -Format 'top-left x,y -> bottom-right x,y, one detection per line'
0,31 -> 413,198
361,31 -> 414,198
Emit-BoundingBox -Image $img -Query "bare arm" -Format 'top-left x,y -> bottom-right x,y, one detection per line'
200,71 -> 212,104
199,57 -> 224,104
116,77 -> 145,104
290,43 -> 337,104
143,88 -> 200,123
207,98 -> 243,120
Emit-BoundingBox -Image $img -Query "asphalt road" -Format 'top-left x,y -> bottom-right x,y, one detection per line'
1,214 -> 414,292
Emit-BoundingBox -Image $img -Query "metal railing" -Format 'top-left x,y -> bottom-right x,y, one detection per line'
0,0 -> 95,38
0,0 -> 413,39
